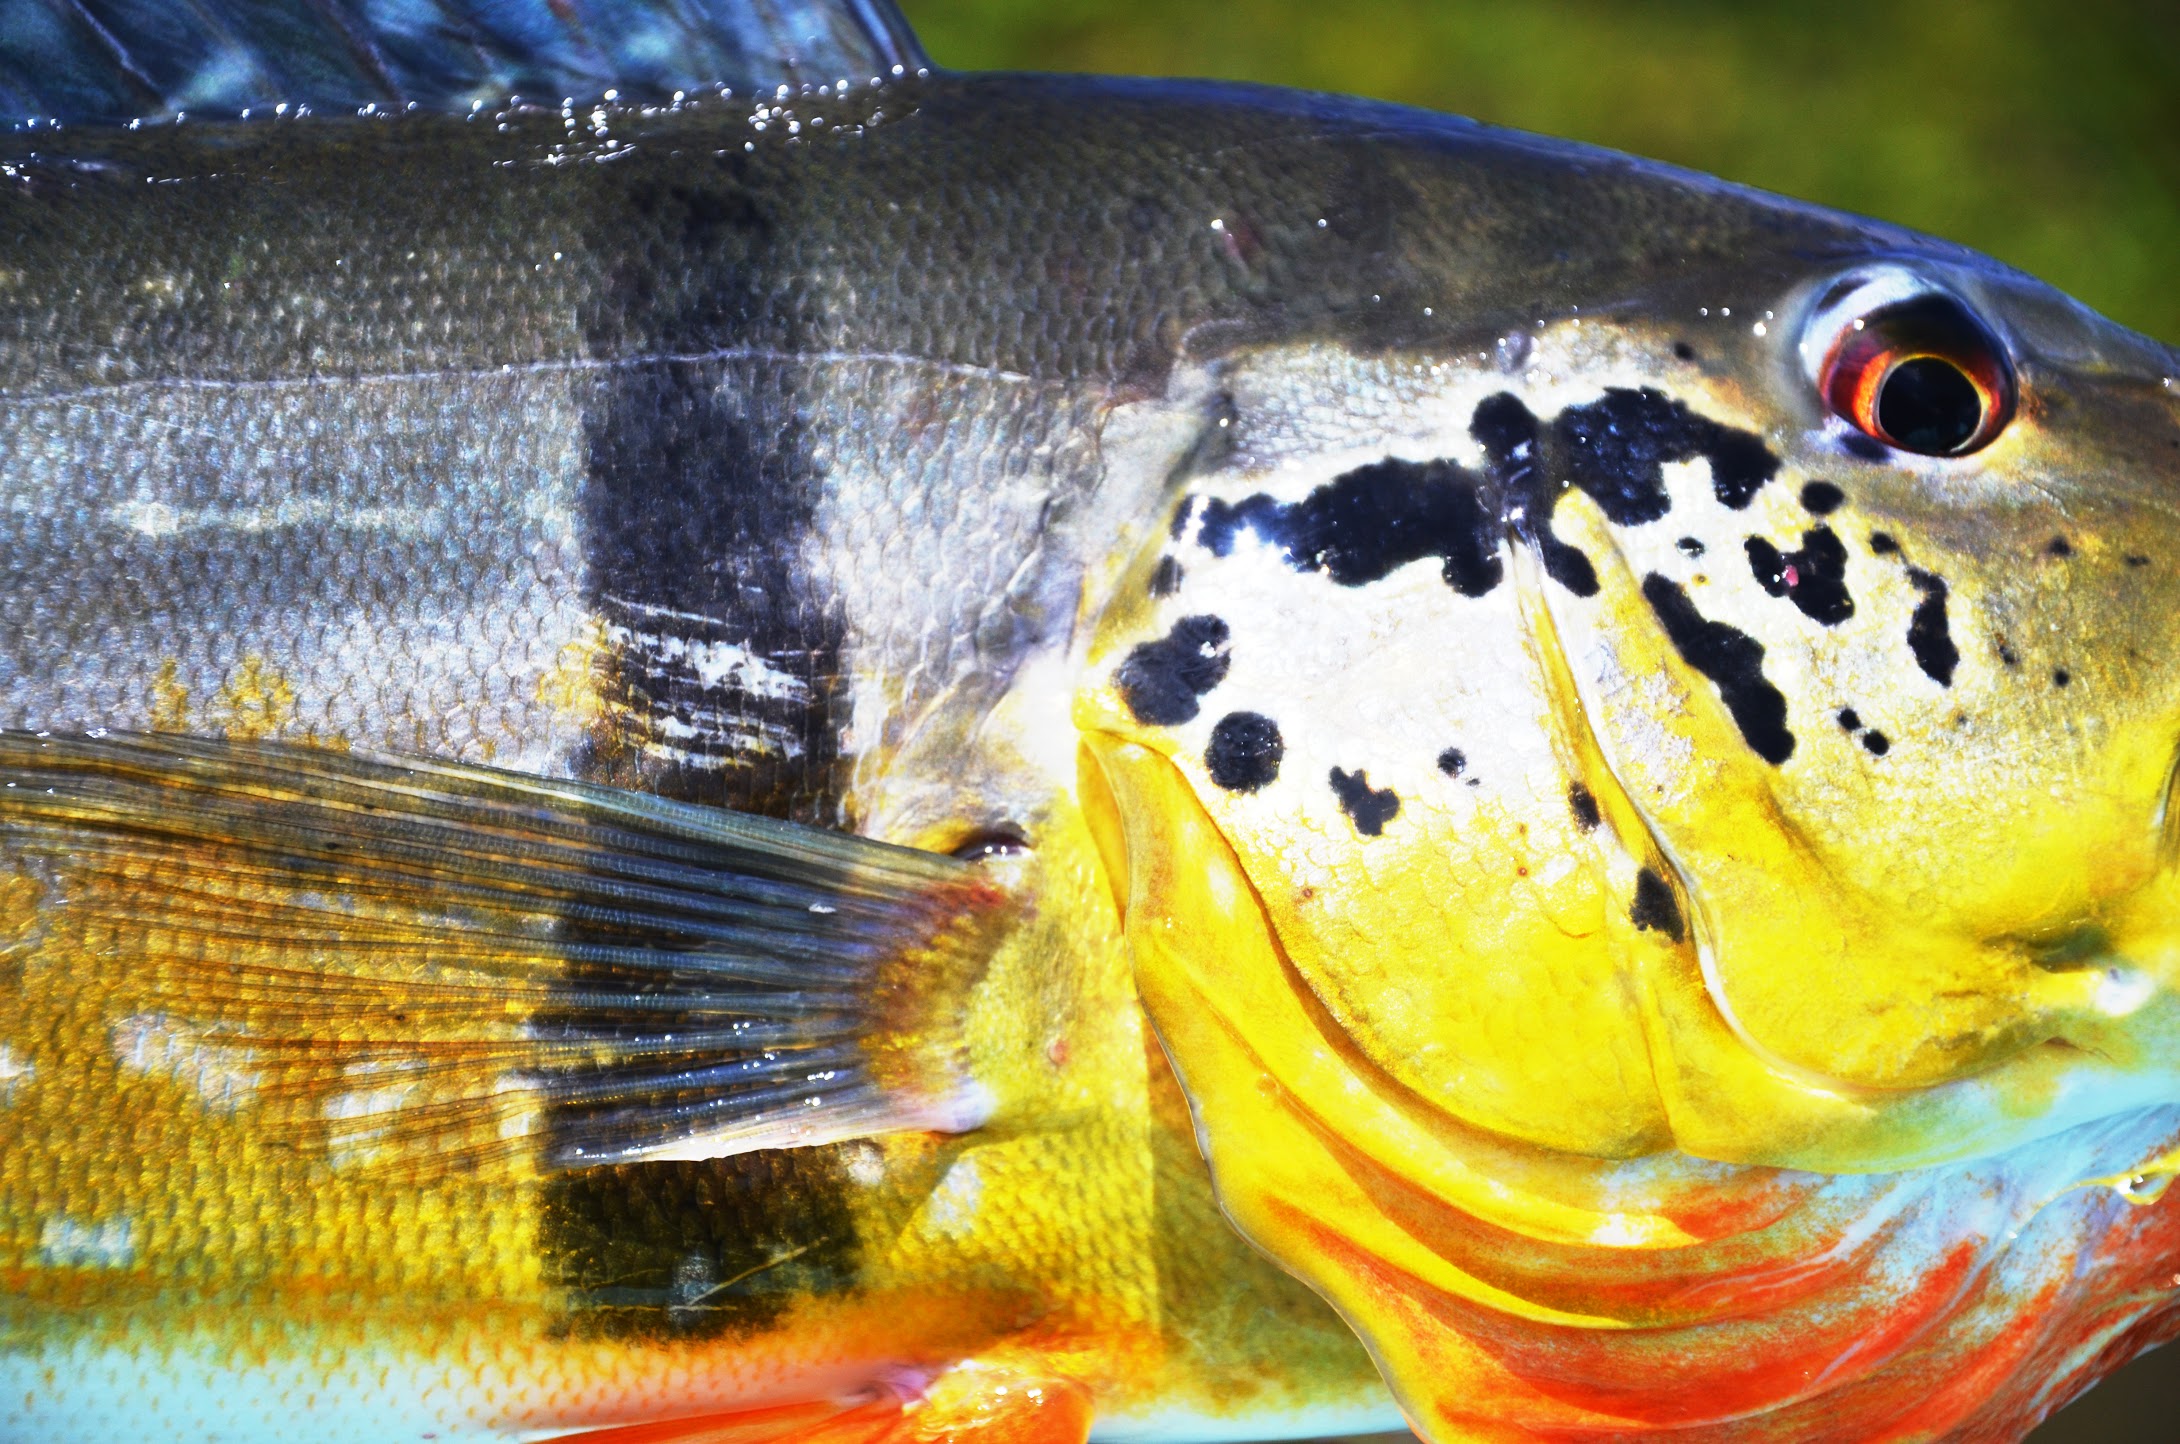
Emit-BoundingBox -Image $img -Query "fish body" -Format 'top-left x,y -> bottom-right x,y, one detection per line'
1,5 -> 2180,1443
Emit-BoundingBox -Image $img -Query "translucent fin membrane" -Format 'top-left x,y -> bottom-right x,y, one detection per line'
0,0 -> 930,125
0,731 -> 1007,1176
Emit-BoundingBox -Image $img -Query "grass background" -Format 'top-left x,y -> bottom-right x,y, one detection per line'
898,0 -> 2178,347
894,1 -> 2178,1437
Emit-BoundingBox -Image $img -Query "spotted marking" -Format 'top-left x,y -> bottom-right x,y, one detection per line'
2046,536 -> 2073,558
1836,707 -> 1862,731
1745,525 -> 1853,626
1676,536 -> 1706,557
1642,574 -> 1795,765
1552,387 -> 1780,520
1905,568 -> 1958,686
1870,532 -> 1901,556
1193,459 -> 1502,597
2053,668 -> 2072,688
1568,783 -> 1602,832
1114,615 -> 1232,726
1148,555 -> 1185,597
1206,711 -> 1284,792
1800,481 -> 1845,515
1472,393 -> 1598,596
1862,730 -> 1892,756
1436,748 -> 1467,777
1630,869 -> 1685,942
1329,768 -> 1400,837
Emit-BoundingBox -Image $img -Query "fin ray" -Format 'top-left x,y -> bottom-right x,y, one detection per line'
0,730 -> 1004,1177
0,0 -> 931,124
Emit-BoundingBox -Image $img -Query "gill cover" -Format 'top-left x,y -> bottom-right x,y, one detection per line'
1078,248 -> 2180,1436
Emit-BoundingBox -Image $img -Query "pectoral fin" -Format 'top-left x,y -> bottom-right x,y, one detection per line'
0,731 -> 1008,1177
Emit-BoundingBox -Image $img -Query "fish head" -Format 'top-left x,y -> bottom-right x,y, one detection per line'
1076,177 -> 2180,1433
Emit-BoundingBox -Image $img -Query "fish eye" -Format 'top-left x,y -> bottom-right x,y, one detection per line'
1806,278 -> 2016,457
950,825 -> 1031,861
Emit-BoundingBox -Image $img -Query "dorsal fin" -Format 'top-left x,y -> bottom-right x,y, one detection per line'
0,0 -> 930,125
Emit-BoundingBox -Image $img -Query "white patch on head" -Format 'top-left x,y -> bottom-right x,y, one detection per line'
38,1214 -> 134,1269
111,1013 -> 259,1112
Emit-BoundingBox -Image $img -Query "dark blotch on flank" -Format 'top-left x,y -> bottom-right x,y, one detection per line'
1568,783 -> 1602,832
1330,767 -> 1401,836
1437,748 -> 1467,777
2047,536 -> 2074,557
1641,574 -> 1795,764
1745,526 -> 1854,626
2054,668 -> 2072,688
1905,568 -> 1959,686
1630,868 -> 1685,942
1195,457 -> 1502,596
1553,387 -> 1781,518
1206,712 -> 1284,792
1836,707 -> 1862,731
1148,555 -> 1185,597
1862,730 -> 1891,756
545,1147 -> 860,1341
1472,392 -> 1598,596
1800,481 -> 1845,515
1115,615 -> 1231,726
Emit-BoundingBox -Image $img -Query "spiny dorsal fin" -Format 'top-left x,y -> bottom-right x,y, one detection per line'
0,0 -> 930,125
0,730 -> 1005,1178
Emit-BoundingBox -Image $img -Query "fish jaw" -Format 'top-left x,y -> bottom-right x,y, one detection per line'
1083,732 -> 2180,1442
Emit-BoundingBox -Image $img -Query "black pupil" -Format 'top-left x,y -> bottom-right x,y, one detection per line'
1876,356 -> 1983,454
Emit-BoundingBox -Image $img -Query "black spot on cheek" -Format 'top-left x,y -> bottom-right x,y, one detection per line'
1630,868 -> 1685,942
1869,532 -> 1901,555
1568,783 -> 1601,832
1905,568 -> 1959,686
1551,386 -> 1780,519
1196,459 -> 1503,596
1114,615 -> 1231,726
1842,434 -> 1889,462
1148,555 -> 1185,597
1800,481 -> 1845,515
1206,711 -> 1284,792
1836,707 -> 1862,731
1673,341 -> 1697,361
1329,767 -> 1401,836
1436,747 -> 1466,777
1641,574 -> 1796,765
1861,729 -> 1891,756
2053,668 -> 2072,688
2046,536 -> 2073,558
1745,525 -> 1853,625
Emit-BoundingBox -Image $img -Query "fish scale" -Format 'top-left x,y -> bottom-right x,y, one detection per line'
2,2 -> 2180,1442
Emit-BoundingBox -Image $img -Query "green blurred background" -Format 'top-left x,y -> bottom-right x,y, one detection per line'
898,0 -> 2178,347
898,1 -> 2178,1437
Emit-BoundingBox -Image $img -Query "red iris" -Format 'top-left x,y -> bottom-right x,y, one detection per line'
1820,294 -> 2015,456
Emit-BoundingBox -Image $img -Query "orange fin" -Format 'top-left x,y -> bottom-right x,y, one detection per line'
550,1395 -> 906,1444
553,1366 -> 1092,1444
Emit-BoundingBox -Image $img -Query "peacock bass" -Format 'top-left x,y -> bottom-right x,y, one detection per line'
0,2 -> 2178,1441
